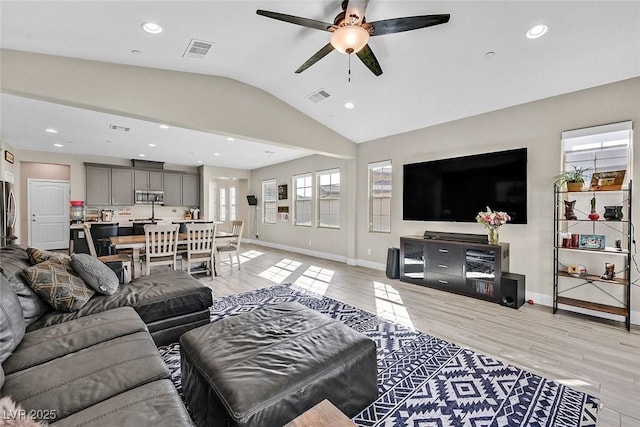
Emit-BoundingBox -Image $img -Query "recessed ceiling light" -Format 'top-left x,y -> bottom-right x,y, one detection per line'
105,139 -> 112,144
45,128 -> 58,133
138,153 -> 146,157
485,51 -> 496,58
264,150 -> 275,154
526,24 -> 548,39
131,49 -> 142,55
158,124 -> 170,129
142,22 -> 162,34
226,137 -> 235,142
197,160 -> 204,164
213,153 -> 221,156
148,143 -> 157,147
344,102 -> 355,109
53,143 -> 64,147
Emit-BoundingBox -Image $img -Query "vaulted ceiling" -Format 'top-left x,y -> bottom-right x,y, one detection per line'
2,1 -> 639,169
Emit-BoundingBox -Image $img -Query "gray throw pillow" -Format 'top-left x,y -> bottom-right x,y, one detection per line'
0,277 -> 26,364
21,261 -> 95,312
71,254 -> 120,296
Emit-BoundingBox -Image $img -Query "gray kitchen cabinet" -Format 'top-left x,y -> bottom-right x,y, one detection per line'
163,172 -> 182,205
135,170 -> 164,190
182,174 -> 199,207
134,170 -> 149,190
111,168 -> 134,205
150,171 -> 163,190
86,166 -> 111,205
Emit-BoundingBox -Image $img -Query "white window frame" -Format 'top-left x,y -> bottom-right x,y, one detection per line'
561,121 -> 633,186
219,187 -> 227,221
262,179 -> 277,224
229,186 -> 237,220
369,160 -> 392,233
293,173 -> 313,227
316,168 -> 340,229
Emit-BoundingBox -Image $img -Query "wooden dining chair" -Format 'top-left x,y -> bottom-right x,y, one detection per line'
143,224 -> 180,276
216,220 -> 244,270
182,222 -> 217,279
82,224 -> 133,282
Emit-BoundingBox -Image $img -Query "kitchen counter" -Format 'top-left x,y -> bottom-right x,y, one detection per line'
70,221 -> 120,230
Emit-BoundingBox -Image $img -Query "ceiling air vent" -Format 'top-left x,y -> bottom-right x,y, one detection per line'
183,39 -> 214,59
306,89 -> 331,103
109,125 -> 130,132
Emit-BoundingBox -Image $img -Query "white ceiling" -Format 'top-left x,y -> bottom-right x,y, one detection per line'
1,1 -> 639,169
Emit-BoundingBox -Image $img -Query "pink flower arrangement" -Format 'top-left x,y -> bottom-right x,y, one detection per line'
476,206 -> 511,229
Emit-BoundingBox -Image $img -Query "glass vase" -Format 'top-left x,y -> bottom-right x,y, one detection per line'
487,227 -> 499,244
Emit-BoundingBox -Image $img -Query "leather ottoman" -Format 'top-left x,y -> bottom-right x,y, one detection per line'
180,302 -> 378,427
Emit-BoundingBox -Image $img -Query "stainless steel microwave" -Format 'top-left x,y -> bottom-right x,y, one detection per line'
135,190 -> 164,205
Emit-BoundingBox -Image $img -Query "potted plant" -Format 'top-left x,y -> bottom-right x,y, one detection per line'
553,166 -> 589,191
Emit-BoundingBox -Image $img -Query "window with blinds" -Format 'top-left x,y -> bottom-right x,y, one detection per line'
369,160 -> 392,233
293,174 -> 312,227
562,121 -> 633,187
262,179 -> 277,224
317,169 -> 340,229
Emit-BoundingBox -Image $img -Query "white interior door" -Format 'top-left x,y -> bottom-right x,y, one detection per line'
28,179 -> 70,249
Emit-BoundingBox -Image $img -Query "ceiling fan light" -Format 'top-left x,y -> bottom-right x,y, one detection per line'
330,25 -> 370,54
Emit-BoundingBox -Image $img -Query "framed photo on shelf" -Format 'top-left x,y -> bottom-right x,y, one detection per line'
578,234 -> 605,250
589,170 -> 625,191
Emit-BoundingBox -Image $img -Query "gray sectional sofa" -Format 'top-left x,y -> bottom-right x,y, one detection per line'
0,244 -> 214,426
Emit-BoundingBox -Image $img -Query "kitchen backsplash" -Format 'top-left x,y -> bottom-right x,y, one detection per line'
86,205 -> 200,223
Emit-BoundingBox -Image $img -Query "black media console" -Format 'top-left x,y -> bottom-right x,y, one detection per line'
400,234 -> 510,304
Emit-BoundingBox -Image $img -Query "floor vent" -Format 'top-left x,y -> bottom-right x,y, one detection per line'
183,39 -> 214,59
306,89 -> 331,103
109,124 -> 130,132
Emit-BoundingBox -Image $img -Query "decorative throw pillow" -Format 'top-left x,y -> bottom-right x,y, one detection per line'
26,247 -> 71,266
21,261 -> 95,312
70,254 -> 120,295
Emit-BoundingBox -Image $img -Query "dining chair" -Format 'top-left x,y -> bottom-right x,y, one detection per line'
216,220 -> 244,270
182,222 -> 217,279
82,224 -> 133,282
143,224 -> 180,276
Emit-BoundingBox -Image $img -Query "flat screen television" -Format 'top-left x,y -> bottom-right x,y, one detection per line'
403,148 -> 527,224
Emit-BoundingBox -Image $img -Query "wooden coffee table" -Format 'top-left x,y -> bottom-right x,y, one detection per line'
284,399 -> 356,427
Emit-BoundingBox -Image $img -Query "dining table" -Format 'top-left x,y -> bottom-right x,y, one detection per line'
109,231 -> 236,278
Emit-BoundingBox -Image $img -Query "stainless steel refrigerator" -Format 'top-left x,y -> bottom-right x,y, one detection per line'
1,180 -> 17,247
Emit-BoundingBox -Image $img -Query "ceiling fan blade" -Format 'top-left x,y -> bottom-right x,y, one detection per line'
356,44 -> 383,76
369,14 -> 450,36
295,43 -> 335,73
345,0 -> 369,26
256,10 -> 333,32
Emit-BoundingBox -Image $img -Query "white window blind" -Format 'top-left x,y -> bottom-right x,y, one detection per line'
561,121 -> 633,186
369,160 -> 392,233
316,169 -> 340,229
262,179 -> 277,224
293,174 -> 312,227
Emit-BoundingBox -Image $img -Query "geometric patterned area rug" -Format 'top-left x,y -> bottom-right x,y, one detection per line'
158,284 -> 599,426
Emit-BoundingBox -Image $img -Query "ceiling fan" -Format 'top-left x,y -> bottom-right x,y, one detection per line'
256,0 -> 450,76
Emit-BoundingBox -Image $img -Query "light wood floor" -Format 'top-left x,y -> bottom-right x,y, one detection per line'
193,243 -> 640,427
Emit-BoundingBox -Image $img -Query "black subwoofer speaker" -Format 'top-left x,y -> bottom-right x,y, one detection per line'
500,272 -> 525,309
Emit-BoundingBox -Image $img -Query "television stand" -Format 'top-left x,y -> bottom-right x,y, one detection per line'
400,235 -> 509,303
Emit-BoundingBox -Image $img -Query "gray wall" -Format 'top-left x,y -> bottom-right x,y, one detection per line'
252,76 -> 640,323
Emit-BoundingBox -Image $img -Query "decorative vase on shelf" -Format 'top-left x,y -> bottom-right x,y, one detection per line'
487,227 -> 499,245
588,196 -> 600,221
476,207 -> 510,245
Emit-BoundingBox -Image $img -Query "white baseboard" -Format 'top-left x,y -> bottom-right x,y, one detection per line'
245,239 -> 347,264
243,241 -> 639,326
